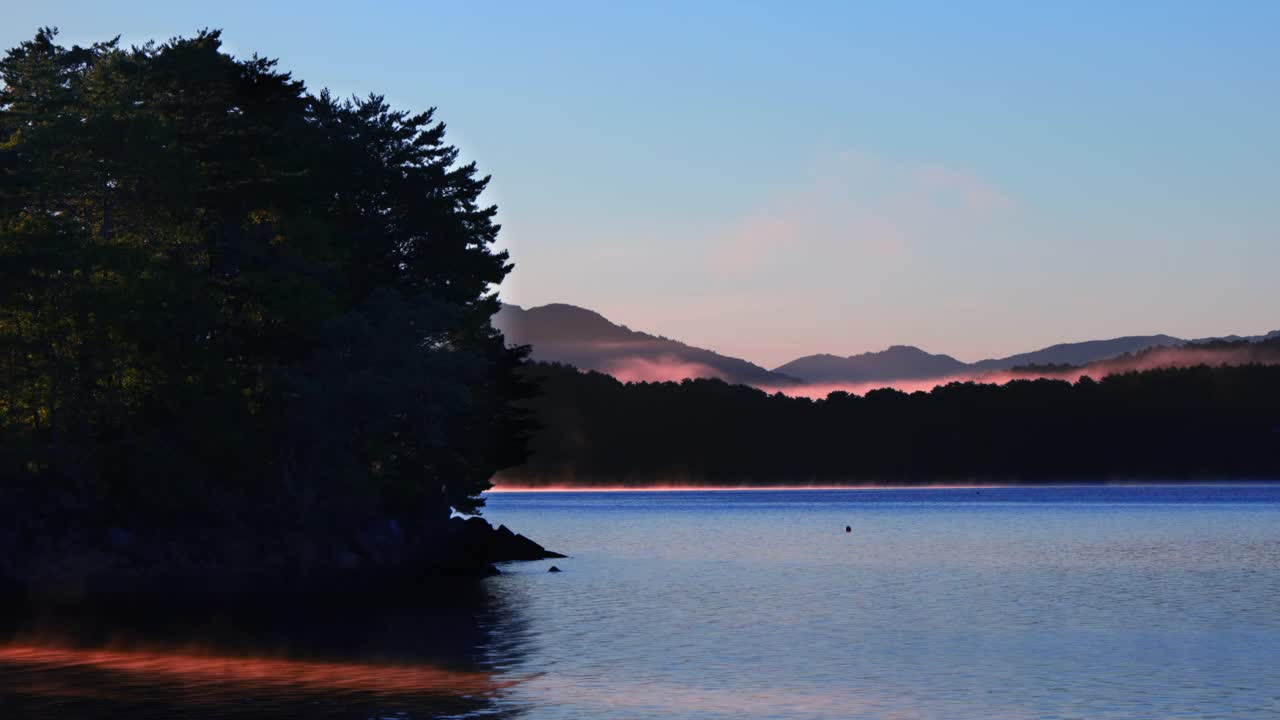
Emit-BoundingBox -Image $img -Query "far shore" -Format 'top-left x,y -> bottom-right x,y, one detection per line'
487,480 -> 1280,493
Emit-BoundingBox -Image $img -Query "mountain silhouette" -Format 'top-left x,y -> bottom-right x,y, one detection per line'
969,335 -> 1186,372
775,332 -> 1280,383
494,303 -> 798,386
498,301 -> 1278,387
774,335 -> 1200,383
774,346 -> 968,383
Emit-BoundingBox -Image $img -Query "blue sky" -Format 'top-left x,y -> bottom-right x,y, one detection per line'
6,2 -> 1277,366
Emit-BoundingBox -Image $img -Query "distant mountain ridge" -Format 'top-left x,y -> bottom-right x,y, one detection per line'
969,335 -> 1185,371
494,303 -> 797,386
772,334 -> 1224,384
774,346 -> 968,383
497,301 -> 1279,387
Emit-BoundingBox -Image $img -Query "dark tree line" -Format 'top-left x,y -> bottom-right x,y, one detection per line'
508,356 -> 1280,486
0,29 -> 532,535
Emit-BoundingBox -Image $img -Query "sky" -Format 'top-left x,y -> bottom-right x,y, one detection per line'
6,2 -> 1278,367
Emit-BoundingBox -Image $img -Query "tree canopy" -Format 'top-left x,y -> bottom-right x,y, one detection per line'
508,356 -> 1280,486
0,28 -> 530,529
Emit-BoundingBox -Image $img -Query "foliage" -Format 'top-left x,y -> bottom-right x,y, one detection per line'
0,29 -> 531,528
510,356 -> 1280,485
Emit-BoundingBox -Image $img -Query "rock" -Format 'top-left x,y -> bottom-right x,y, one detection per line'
444,516 -> 565,563
548,566 -> 562,573
0,510 -> 562,608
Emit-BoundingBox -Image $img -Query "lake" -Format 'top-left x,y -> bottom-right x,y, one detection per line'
2,485 -> 1278,719
480,485 -> 1280,719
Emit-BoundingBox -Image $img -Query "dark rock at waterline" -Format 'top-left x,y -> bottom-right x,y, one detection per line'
0,514 -> 562,610
548,566 -> 562,573
446,516 -> 566,564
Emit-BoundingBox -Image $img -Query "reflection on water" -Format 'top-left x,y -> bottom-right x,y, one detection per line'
481,485 -> 1280,720
3,485 -> 1279,719
0,581 -> 525,719
0,644 -> 504,705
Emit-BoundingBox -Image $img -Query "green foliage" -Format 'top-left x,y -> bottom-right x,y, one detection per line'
0,28 -> 532,527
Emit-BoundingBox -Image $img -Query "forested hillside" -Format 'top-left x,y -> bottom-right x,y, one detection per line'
505,359 -> 1280,486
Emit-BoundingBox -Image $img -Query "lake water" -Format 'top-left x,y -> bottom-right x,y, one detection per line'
480,485 -> 1280,720
2,485 -> 1279,719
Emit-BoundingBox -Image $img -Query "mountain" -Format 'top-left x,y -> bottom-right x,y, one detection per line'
1046,334 -> 1280,381
494,303 -> 797,386
1188,329 -> 1280,344
497,301 -> 1278,388
773,346 -> 968,383
775,331 -> 1280,384
772,335 -> 1190,384
969,334 -> 1185,371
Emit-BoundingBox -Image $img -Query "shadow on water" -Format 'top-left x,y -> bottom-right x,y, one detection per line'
0,579 -> 527,719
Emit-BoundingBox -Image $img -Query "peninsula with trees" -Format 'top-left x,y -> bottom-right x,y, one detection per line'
0,29 -> 557,606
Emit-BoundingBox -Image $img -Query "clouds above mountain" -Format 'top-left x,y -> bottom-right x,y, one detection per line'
708,151 -> 1016,277
500,138 -> 1278,369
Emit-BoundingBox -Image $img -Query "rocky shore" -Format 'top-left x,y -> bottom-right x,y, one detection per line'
0,514 -> 563,609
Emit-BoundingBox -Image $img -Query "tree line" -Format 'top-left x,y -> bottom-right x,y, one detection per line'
506,351 -> 1280,486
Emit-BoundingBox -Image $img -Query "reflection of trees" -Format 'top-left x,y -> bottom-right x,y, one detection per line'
0,579 -> 528,719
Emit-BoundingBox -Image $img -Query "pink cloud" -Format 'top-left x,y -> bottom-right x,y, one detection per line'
709,151 -> 1016,276
914,165 -> 1016,213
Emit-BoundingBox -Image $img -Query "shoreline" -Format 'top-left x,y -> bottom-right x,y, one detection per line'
488,479 -> 1280,493
0,515 -> 563,611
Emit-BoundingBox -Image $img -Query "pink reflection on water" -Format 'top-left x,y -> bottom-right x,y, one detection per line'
0,643 -> 506,697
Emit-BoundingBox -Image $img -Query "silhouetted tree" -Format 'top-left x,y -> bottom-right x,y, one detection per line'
0,29 -> 531,531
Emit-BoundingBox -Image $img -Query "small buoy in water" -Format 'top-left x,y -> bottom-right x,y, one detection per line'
548,565 -> 562,573
845,526 -> 851,533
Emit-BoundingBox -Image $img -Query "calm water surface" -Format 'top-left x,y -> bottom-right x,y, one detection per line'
480,485 -> 1280,720
2,485 -> 1278,719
